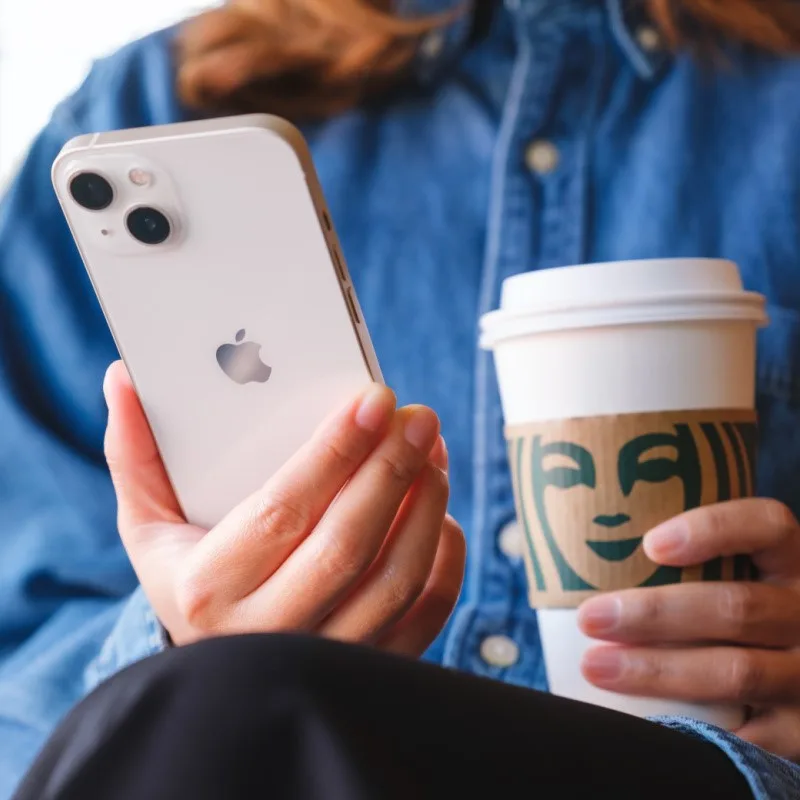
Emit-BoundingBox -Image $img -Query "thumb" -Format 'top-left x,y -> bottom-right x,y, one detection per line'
104,362 -> 206,643
103,361 -> 184,530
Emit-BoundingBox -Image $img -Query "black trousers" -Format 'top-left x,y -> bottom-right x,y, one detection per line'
15,635 -> 753,800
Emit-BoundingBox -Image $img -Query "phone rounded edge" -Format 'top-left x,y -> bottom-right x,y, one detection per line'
50,133 -> 97,192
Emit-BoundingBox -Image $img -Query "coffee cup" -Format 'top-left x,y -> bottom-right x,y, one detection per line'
479,259 -> 768,728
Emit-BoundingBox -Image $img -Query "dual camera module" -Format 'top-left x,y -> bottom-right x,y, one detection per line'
69,172 -> 171,245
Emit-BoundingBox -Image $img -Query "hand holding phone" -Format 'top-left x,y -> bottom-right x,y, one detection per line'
104,362 -> 465,654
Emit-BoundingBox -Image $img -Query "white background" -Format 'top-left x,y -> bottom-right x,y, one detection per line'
0,0 -> 210,184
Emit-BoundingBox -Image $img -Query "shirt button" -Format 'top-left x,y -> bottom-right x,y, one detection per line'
419,29 -> 445,60
525,139 -> 560,175
480,635 -> 521,668
635,25 -> 662,53
498,520 -> 525,560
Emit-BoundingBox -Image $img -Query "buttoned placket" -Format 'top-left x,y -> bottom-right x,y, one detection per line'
443,2 -> 611,688
410,0 -> 672,683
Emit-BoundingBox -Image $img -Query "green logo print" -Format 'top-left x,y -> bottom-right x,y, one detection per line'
511,414 -> 757,599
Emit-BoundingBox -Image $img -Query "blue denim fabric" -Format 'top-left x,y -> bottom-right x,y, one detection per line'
1,0 -> 799,795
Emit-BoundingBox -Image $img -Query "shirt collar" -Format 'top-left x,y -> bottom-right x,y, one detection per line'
399,0 -> 668,82
605,0 -> 668,79
396,0 -> 476,83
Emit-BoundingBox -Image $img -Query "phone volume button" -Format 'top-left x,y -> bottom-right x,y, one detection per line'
345,288 -> 360,324
332,247 -> 348,283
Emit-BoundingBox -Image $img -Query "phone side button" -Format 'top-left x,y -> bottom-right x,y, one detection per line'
332,247 -> 348,283
345,288 -> 360,324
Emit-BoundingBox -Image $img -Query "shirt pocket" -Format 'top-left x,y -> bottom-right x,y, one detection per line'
755,305 -> 800,512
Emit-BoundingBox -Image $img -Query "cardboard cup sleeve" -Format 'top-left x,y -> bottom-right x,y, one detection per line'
506,408 -> 758,609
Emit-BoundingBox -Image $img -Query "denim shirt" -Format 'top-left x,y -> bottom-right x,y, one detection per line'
1,0 -> 800,795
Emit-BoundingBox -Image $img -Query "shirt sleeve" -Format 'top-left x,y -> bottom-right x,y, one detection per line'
0,84 -> 168,795
657,717 -> 800,799
0,590 -> 167,798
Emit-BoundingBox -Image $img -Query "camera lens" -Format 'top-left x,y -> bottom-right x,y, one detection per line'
69,172 -> 114,211
126,207 -> 172,246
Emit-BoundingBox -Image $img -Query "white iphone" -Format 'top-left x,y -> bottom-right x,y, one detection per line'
52,114 -> 382,529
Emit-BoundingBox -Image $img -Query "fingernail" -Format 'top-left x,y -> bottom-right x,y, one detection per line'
430,436 -> 448,470
403,406 -> 440,451
103,361 -> 131,409
355,385 -> 394,432
582,649 -> 624,684
578,596 -> 621,635
646,521 -> 689,559
102,368 -> 113,407
103,363 -> 123,412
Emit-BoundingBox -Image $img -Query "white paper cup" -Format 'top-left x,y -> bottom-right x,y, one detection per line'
480,259 -> 768,729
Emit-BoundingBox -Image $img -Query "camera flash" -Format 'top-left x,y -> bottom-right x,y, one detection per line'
128,168 -> 152,187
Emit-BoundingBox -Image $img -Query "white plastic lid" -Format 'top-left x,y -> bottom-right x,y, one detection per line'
480,259 -> 767,349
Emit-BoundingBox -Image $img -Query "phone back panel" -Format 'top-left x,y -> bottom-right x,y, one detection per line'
53,116 -> 380,529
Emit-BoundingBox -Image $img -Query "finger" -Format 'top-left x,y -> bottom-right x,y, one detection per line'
216,405 -> 440,631
380,515 -> 466,657
737,708 -> 800,760
581,645 -> 800,705
578,582 -> 800,648
103,361 -> 184,530
643,498 -> 800,580
178,384 -> 396,610
319,462 -> 449,642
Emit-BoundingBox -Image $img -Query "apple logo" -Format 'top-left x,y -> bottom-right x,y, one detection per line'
216,329 -> 272,385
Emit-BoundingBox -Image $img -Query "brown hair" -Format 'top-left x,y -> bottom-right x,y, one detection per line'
177,0 -> 800,120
